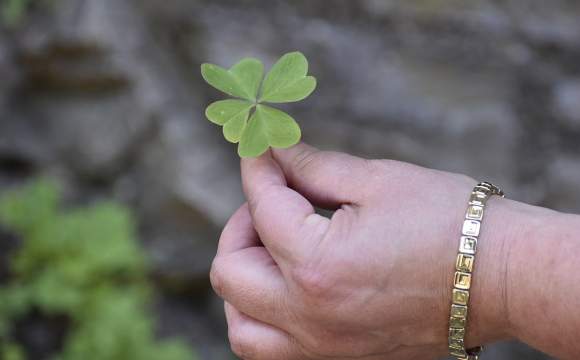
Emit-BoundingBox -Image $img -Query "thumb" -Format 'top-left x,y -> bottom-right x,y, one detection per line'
271,142 -> 374,210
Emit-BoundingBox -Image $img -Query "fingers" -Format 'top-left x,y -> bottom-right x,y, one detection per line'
241,150 -> 330,265
271,142 -> 372,209
212,246 -> 291,328
211,203 -> 291,328
225,302 -> 309,360
216,203 -> 261,255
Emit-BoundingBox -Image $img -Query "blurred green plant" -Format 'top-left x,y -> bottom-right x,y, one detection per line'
2,0 -> 55,25
0,178 -> 196,360
201,52 -> 316,158
2,0 -> 29,24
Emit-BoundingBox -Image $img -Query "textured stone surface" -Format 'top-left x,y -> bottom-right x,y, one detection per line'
0,0 -> 578,359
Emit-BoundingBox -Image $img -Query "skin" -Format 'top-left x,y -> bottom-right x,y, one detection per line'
210,141 -> 580,360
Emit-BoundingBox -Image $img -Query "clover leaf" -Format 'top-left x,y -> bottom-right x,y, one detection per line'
201,52 -> 316,158
201,58 -> 264,102
259,53 -> 316,103
205,100 -> 254,143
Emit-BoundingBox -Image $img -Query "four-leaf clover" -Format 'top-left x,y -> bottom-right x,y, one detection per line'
201,52 -> 316,158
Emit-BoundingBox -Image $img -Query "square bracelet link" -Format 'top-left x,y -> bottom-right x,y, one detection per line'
448,182 -> 505,360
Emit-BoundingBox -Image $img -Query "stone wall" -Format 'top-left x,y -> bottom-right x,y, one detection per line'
1,0 -> 578,359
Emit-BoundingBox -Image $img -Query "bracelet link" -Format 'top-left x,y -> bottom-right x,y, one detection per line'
448,182 -> 505,360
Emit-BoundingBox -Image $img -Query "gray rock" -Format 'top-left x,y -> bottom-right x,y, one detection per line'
553,79 -> 580,127
545,155 -> 580,214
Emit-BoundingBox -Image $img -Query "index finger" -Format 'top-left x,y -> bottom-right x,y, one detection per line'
216,203 -> 261,256
241,149 -> 329,265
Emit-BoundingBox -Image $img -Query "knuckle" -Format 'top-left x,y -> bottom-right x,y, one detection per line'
293,150 -> 353,178
228,325 -> 248,359
230,325 -> 309,360
291,263 -> 337,301
209,258 -> 224,298
246,182 -> 278,215
291,148 -> 325,176
228,325 -> 265,360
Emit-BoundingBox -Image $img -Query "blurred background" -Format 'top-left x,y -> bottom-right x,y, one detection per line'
0,0 -> 579,359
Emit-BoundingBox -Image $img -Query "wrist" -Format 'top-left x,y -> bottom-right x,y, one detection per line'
461,195 -> 523,347
433,177 -> 522,355
449,187 -> 529,349
506,204 -> 580,359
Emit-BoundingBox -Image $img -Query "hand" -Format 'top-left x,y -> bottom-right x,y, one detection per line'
210,142 -> 518,360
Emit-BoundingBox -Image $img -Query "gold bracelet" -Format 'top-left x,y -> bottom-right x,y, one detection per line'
448,182 -> 505,360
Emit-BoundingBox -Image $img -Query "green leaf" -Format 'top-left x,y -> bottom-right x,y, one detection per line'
238,105 -> 300,158
201,52 -> 316,157
258,52 -> 316,103
205,100 -> 254,143
2,342 -> 25,360
3,0 -> 29,26
238,109 -> 269,159
201,58 -> 264,102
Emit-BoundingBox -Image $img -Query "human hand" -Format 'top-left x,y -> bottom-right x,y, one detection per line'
210,142 -> 518,360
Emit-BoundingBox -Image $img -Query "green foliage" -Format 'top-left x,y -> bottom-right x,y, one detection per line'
2,0 -> 30,24
0,178 -> 196,360
2,342 -> 25,360
2,0 -> 57,25
202,52 -> 316,158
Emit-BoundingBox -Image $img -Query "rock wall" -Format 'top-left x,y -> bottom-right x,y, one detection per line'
1,0 -> 578,359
